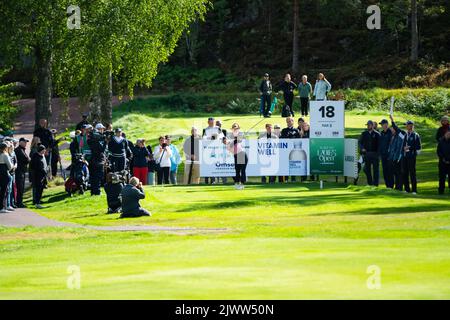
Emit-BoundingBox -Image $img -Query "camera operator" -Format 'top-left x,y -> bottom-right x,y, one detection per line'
154,136 -> 172,185
88,123 -> 107,196
104,172 -> 124,213
108,128 -> 131,172
120,177 -> 151,218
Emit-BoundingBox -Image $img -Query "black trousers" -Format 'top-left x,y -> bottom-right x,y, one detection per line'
121,207 -> 150,218
300,97 -> 309,116
261,94 -> 272,116
51,159 -> 58,177
15,170 -> 26,205
438,160 -> 450,194
391,160 -> 403,191
0,173 -> 8,210
284,93 -> 294,116
157,167 -> 170,185
402,157 -> 417,193
261,176 -> 276,183
363,153 -> 380,186
234,152 -> 248,184
89,163 -> 104,195
33,182 -> 44,205
110,157 -> 126,172
381,156 -> 394,188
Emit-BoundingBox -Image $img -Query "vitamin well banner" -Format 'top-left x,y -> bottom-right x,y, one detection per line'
199,139 -> 310,177
309,138 -> 344,175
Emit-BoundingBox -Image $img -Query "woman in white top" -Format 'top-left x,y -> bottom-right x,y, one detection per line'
153,136 -> 172,185
0,142 -> 16,212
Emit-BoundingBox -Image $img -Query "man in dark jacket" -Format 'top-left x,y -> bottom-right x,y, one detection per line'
388,115 -> 406,191
33,119 -> 54,149
402,120 -> 422,194
88,123 -> 107,195
30,145 -> 48,209
276,74 -> 297,117
120,177 -> 151,218
14,138 -> 30,207
379,119 -> 394,188
259,73 -> 273,118
183,127 -> 201,185
281,117 -> 301,182
104,172 -> 124,213
437,131 -> 450,195
76,113 -> 90,131
359,120 -> 381,186
436,116 -> 449,143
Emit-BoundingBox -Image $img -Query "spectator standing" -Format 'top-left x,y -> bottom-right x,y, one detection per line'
166,136 -> 181,185
183,127 -> 201,185
259,73 -> 273,117
276,74 -> 297,117
359,120 -> 381,186
146,144 -> 156,186
258,124 -> 277,184
154,136 -> 172,185
437,131 -> 450,194
313,73 -> 331,101
388,115 -> 406,191
0,142 -> 16,213
14,138 -> 30,208
298,75 -> 313,116
436,116 -> 449,142
402,120 -> 422,194
30,145 -> 48,209
132,139 -> 150,185
379,119 -> 394,188
281,117 -> 301,183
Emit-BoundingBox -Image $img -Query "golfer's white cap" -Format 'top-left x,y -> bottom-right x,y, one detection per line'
95,123 -> 106,130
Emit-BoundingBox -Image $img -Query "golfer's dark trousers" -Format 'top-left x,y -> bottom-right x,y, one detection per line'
89,162 -> 104,195
157,167 -> 170,185
364,152 -> 380,186
15,170 -> 26,206
391,160 -> 403,191
402,157 -> 417,193
438,160 -> 450,194
381,156 -> 394,188
284,93 -> 294,116
261,94 -> 272,116
300,97 -> 309,116
234,152 -> 248,184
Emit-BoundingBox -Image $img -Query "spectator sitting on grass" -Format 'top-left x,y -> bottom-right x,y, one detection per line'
120,177 -> 151,218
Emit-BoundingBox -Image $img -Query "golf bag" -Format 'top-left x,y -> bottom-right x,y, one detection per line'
281,104 -> 291,117
65,154 -> 89,196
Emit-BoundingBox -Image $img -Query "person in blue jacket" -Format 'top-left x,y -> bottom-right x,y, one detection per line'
402,119 -> 422,194
313,73 -> 331,101
388,115 -> 406,191
166,135 -> 181,185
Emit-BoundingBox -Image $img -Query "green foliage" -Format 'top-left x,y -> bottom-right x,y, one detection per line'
0,70 -> 18,132
331,88 -> 450,120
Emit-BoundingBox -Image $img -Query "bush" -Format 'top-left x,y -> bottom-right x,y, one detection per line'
329,88 -> 450,120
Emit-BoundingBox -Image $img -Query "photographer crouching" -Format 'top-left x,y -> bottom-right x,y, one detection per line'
120,177 -> 151,218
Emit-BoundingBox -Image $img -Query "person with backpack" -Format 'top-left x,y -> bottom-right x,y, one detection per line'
276,74 -> 297,117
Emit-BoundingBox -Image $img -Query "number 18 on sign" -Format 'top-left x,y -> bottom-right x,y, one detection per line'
310,101 -> 345,138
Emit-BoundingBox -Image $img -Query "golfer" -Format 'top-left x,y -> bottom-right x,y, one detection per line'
224,123 -> 247,190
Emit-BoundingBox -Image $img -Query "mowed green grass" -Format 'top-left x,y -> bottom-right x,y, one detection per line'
1,110 -> 449,299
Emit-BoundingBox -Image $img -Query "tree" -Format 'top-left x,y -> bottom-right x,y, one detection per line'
1,0 -> 209,126
292,0 -> 300,73
411,0 -> 419,61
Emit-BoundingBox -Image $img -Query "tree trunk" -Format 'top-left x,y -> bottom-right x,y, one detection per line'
35,46 -> 53,129
100,68 -> 113,125
292,0 -> 300,73
410,0 -> 419,61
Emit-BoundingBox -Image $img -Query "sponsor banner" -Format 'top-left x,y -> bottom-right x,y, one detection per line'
310,100 -> 345,138
344,139 -> 359,179
199,139 -> 310,177
310,138 -> 344,175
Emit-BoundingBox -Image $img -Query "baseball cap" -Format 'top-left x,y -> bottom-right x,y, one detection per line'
115,128 -> 122,133
379,119 -> 389,125
19,137 -> 30,142
264,73 -> 270,77
405,120 -> 414,125
95,123 -> 106,130
366,120 -> 374,125
208,117 -> 215,121
37,145 -> 46,152
274,124 -> 281,129
441,116 -> 449,122
0,142 -> 7,149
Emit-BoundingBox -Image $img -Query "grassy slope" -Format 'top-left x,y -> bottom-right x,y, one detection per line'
1,110 -> 449,299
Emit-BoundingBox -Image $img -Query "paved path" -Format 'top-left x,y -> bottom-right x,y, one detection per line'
0,208 -> 228,234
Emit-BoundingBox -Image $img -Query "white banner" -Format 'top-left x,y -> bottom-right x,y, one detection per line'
199,139 -> 310,177
344,139 -> 359,179
310,100 -> 345,138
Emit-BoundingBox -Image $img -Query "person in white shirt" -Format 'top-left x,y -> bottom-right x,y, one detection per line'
153,136 -> 172,185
